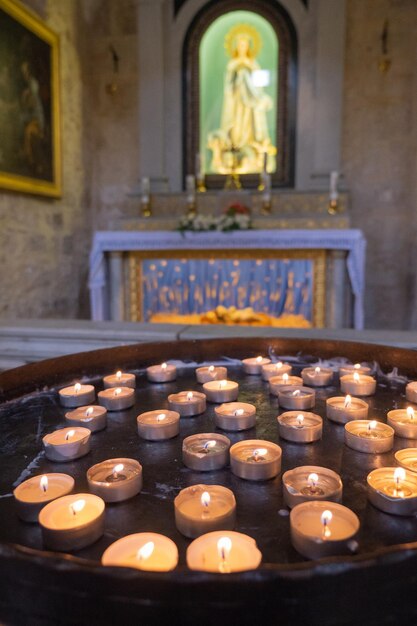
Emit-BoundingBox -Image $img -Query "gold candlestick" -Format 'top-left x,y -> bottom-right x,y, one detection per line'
328,199 -> 339,215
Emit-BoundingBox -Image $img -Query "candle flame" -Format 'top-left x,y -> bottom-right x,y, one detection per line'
292,389 -> 301,397
283,373 -> 289,382
157,413 -> 166,422
137,541 -> 154,562
217,536 -> 232,562
344,395 -> 352,409
354,363 -> 361,369
368,420 -> 377,431
201,491 -> 211,507
65,429 -> 75,441
275,362 -> 283,369
308,473 -> 319,488
353,372 -> 360,382
116,370 -> 122,380
234,408 -> 244,416
74,383 -> 81,394
70,499 -> 85,516
296,414 -> 304,427
394,467 -> 406,485
40,475 -> 48,493
219,380 -> 227,389
253,448 -> 267,461
256,356 -> 263,363
314,366 -> 321,374
114,387 -> 122,396
161,362 -> 167,370
186,392 -> 194,401
321,509 -> 333,538
407,406 -> 415,421
209,366 -> 215,373
85,406 -> 94,417
203,440 -> 216,451
113,463 -> 124,478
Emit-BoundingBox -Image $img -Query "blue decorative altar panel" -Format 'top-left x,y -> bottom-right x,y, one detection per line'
142,258 -> 313,321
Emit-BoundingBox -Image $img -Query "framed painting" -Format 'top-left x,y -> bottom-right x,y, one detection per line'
0,0 -> 61,197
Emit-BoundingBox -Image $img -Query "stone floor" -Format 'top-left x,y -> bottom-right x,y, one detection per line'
0,319 -> 416,371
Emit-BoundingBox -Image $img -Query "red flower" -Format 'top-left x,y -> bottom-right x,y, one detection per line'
224,202 -> 250,216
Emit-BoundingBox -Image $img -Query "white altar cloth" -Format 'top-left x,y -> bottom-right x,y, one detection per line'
89,229 -> 366,329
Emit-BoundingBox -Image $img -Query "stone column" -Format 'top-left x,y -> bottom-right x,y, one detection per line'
108,252 -> 125,321
326,250 -> 348,329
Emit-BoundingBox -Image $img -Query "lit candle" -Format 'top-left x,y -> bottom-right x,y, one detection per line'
395,448 -> 417,474
186,531 -> 262,573
290,500 -> 360,559
326,395 -> 369,424
405,381 -> 417,404
277,385 -> 316,410
174,484 -> 236,538
340,372 -> 376,396
137,409 -> 180,441
196,365 -> 227,384
39,493 -> 105,551
269,374 -> 304,396
146,362 -> 177,383
58,382 -> 95,408
87,458 -> 143,503
103,370 -> 136,389
43,427 -> 91,462
277,411 -> 323,443
202,379 -> 239,403
282,466 -> 343,508
242,356 -> 271,375
301,366 -> 333,387
229,439 -> 282,481
98,386 -> 135,411
102,533 -> 179,572
168,391 -> 206,417
344,419 -> 394,453
13,473 -> 75,522
214,402 -> 256,431
182,433 -> 230,471
367,467 -> 417,515
65,405 -> 107,432
387,407 -> 417,439
261,361 -> 292,382
338,363 -> 372,378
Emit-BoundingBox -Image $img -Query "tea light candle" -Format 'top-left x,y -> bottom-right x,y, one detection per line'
214,402 -> 256,431
174,484 -> 236,538
196,365 -> 227,384
182,433 -> 230,471
261,361 -> 292,382
168,391 -> 206,417
242,356 -> 271,375
43,427 -> 91,462
326,395 -> 369,424
290,501 -> 360,560
13,473 -> 75,522
277,386 -> 316,410
367,467 -> 417,515
387,407 -> 417,439
87,458 -> 143,503
103,370 -> 136,389
277,411 -> 323,443
137,410 -> 180,441
146,362 -> 177,383
344,420 -> 394,453
202,379 -> 239,403
338,363 -> 372,378
65,405 -> 107,433
39,493 -> 105,551
406,382 -> 417,404
340,372 -> 376,396
282,466 -> 343,509
186,531 -> 262,573
301,366 -> 334,387
102,533 -> 178,572
58,382 -> 95,408
395,448 -> 417,473
98,386 -> 135,411
230,439 -> 282,481
269,374 -> 303,396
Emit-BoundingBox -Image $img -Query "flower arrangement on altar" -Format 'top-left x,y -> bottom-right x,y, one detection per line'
178,202 -> 252,233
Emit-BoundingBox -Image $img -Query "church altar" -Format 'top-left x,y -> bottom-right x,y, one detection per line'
89,229 -> 366,330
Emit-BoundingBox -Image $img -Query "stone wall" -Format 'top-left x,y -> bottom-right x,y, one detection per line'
342,0 -> 417,329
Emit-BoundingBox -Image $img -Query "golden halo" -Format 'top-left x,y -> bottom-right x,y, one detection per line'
224,23 -> 262,58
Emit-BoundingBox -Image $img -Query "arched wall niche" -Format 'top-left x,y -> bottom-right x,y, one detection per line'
182,0 -> 298,188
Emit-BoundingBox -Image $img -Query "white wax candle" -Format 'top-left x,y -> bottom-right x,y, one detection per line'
87,458 -> 143,503
137,410 -> 180,441
174,484 -> 236,538
43,427 -> 91,462
65,405 -> 107,432
103,371 -> 136,389
102,533 -> 178,572
147,362 -> 177,383
13,473 -> 75,522
58,383 -> 95,408
186,531 -> 262,573
202,379 -> 239,403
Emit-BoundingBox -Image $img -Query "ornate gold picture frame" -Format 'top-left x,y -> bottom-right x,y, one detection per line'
0,0 -> 61,197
